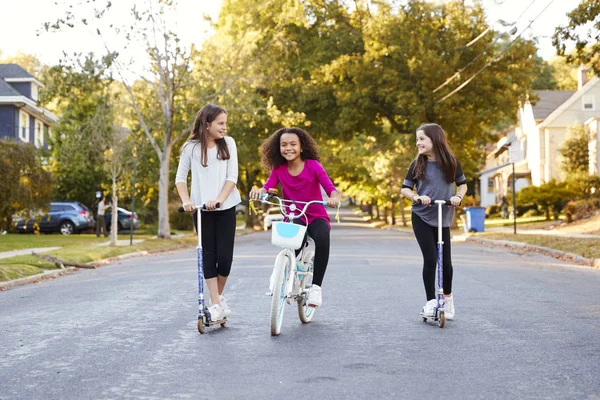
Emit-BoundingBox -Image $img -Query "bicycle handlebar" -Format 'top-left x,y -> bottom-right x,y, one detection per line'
178,203 -> 221,213
253,193 -> 327,221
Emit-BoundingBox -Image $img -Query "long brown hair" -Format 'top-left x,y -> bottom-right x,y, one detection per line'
260,127 -> 320,171
414,123 -> 457,182
184,104 -> 230,167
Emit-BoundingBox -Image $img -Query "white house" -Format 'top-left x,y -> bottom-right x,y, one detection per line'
480,67 -> 600,207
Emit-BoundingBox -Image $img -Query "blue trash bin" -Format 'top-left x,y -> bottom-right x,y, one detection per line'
464,207 -> 486,232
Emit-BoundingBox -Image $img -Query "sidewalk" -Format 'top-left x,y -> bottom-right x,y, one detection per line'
485,226 -> 600,239
0,247 -> 60,260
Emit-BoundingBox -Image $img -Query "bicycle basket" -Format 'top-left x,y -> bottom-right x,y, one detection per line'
271,221 -> 307,250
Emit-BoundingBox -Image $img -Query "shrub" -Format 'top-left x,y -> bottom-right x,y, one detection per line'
562,198 -> 600,222
486,205 -> 501,217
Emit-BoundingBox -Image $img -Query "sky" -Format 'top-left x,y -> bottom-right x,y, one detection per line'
0,0 -> 579,68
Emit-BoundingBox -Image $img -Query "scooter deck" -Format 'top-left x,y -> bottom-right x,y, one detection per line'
200,316 -> 227,326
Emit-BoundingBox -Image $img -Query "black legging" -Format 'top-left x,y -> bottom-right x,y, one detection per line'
411,213 -> 453,300
294,218 -> 330,287
193,207 -> 236,279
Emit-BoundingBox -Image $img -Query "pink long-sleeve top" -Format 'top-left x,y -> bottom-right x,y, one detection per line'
263,159 -> 337,225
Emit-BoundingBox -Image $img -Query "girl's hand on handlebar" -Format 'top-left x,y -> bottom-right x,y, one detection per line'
205,200 -> 220,211
416,195 -> 431,206
450,196 -> 462,207
181,201 -> 195,213
249,187 -> 266,200
327,195 -> 340,208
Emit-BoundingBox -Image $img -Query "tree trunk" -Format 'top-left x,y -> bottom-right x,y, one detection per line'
390,198 -> 396,225
110,178 -> 118,246
157,149 -> 171,239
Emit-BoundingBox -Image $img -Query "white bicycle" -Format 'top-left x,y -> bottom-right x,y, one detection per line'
253,191 -> 326,336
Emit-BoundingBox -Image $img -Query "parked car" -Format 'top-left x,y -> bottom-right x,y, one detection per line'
263,207 -> 284,231
13,201 -> 95,235
104,207 -> 140,232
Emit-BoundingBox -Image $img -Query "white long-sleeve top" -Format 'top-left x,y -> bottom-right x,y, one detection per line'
175,136 -> 241,211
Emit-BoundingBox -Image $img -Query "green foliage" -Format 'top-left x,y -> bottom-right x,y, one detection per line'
43,54 -> 115,208
0,140 -> 54,231
549,57 -> 579,90
517,180 -> 577,220
559,124 -> 589,176
553,0 -> 600,75
531,55 -> 558,90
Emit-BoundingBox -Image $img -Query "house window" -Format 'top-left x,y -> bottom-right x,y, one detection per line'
583,95 -> 595,110
19,110 -> 30,142
31,84 -> 39,101
35,120 -> 44,147
488,178 -> 494,193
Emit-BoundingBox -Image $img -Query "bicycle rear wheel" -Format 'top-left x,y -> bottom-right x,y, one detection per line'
297,251 -> 315,323
270,253 -> 290,336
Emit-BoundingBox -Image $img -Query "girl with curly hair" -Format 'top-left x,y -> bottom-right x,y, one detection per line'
249,127 -> 340,307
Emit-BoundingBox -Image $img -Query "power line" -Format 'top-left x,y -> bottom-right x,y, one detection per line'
437,0 -> 557,103
432,0 -> 538,94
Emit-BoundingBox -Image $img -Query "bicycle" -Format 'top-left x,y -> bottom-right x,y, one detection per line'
252,191 -> 327,336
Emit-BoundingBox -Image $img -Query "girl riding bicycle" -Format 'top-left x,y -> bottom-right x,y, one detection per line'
400,123 -> 467,321
175,104 -> 241,321
249,127 -> 340,308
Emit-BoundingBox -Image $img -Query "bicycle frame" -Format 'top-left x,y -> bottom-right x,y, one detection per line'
253,193 -> 325,335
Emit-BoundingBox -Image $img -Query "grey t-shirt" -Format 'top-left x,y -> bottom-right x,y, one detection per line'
402,159 -> 466,227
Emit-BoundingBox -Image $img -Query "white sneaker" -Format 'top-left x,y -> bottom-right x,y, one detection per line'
444,295 -> 455,320
421,299 -> 438,317
207,303 -> 224,321
220,295 -> 232,318
307,284 -> 322,307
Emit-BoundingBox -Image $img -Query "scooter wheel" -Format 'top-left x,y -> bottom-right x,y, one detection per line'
220,320 -> 227,327
422,317 -> 427,322
198,319 -> 206,334
438,313 -> 445,328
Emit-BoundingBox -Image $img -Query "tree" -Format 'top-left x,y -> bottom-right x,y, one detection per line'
559,124 -> 589,176
42,54 -> 114,208
0,140 -> 54,231
549,57 -> 578,90
44,0 -> 195,239
553,0 -> 600,75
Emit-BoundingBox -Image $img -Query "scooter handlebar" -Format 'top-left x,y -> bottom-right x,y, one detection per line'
178,203 -> 221,213
413,199 -> 453,206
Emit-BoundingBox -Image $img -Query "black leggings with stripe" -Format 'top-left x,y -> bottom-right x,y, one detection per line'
192,207 -> 236,279
411,213 -> 453,300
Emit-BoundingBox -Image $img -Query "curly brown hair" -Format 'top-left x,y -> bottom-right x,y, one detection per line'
260,127 -> 320,171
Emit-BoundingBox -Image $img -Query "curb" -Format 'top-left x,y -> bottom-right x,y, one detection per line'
465,237 -> 600,269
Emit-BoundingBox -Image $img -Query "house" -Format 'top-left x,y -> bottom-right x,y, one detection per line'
480,67 -> 600,207
0,64 -> 58,149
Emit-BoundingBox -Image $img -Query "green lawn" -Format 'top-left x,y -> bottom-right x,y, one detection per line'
0,234 -> 199,282
477,232 -> 600,260
0,222 -> 254,282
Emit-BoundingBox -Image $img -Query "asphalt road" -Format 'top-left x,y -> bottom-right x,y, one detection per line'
1,209 -> 599,400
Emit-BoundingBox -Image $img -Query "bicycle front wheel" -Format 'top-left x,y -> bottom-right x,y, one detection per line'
298,250 -> 315,323
270,253 -> 290,336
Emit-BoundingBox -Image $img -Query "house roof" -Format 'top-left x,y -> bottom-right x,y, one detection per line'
0,64 -> 35,79
531,90 -> 576,121
0,78 -> 21,96
539,77 -> 600,128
